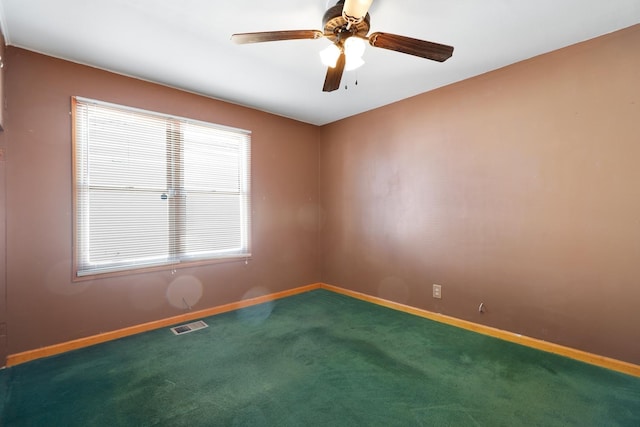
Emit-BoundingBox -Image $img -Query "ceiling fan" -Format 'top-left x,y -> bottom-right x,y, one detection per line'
231,0 -> 454,92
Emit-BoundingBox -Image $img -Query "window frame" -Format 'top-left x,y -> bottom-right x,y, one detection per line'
71,96 -> 252,280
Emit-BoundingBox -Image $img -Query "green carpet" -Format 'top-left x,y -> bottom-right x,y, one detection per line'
1,289 -> 639,426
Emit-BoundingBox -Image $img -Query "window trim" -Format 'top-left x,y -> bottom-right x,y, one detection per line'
71,96 -> 252,280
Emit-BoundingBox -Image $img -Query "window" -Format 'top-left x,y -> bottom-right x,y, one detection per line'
72,97 -> 251,277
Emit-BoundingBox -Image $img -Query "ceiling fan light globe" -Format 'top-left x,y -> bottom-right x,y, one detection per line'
320,43 -> 341,68
344,37 -> 366,59
345,56 -> 365,71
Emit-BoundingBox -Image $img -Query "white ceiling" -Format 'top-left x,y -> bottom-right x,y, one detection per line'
0,0 -> 639,125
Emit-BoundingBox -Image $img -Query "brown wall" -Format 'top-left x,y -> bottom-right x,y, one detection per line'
0,30 -> 4,130
0,31 -> 7,362
320,25 -> 640,364
2,48 -> 320,358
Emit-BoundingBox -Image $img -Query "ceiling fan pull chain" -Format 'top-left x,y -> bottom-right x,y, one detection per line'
344,74 -> 359,90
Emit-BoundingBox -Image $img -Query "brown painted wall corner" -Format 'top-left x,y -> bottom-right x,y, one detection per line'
3,47 -> 320,355
319,24 -> 640,365
0,28 -> 4,131
0,29 -> 7,365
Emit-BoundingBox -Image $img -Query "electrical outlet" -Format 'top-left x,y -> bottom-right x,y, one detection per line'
432,284 -> 442,299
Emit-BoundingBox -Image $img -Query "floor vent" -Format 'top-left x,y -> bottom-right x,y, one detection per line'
170,320 -> 209,335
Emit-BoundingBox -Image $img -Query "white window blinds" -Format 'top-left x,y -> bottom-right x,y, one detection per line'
73,97 -> 251,277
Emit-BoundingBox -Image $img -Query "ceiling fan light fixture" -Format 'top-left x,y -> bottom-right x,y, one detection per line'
345,56 -> 364,71
344,36 -> 366,59
343,37 -> 365,70
320,43 -> 341,68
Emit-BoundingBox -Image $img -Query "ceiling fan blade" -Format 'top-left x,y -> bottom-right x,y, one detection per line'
368,32 -> 454,62
323,51 -> 346,92
232,30 -> 324,44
